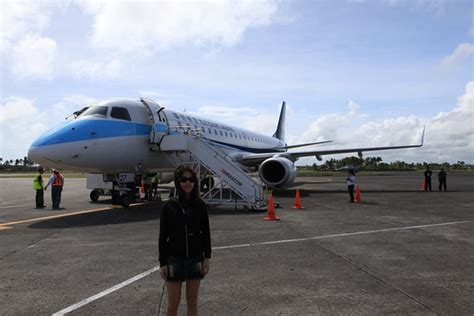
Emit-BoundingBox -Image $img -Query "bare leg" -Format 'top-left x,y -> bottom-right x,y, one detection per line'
166,281 -> 182,316
185,279 -> 201,316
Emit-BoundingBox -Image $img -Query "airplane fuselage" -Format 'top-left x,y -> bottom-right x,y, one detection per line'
28,99 -> 285,173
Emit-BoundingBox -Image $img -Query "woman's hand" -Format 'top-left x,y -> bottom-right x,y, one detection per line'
159,266 -> 168,281
203,258 -> 210,275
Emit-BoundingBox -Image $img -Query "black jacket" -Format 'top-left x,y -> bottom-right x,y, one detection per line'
159,198 -> 211,266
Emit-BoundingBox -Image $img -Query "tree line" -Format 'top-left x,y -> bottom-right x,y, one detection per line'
0,157 -> 38,172
1,156 -> 472,173
300,156 -> 472,172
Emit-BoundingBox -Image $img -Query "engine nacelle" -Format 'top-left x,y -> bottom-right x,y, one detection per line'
258,156 -> 297,188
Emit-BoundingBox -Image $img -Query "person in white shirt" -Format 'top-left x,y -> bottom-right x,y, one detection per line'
44,169 -> 65,209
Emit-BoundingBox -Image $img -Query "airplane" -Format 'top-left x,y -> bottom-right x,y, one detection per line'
28,98 -> 424,206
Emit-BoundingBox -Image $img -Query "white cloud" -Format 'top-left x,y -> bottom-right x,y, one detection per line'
0,94 -> 98,159
69,58 -> 122,79
0,97 -> 48,159
195,105 -> 258,119
0,1 -> 59,79
193,104 -> 280,134
295,81 -> 474,163
51,94 -> 98,119
0,1 -> 51,52
76,0 -> 279,53
439,43 -> 474,71
11,34 -> 57,79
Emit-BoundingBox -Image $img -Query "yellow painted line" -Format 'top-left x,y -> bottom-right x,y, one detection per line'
0,225 -> 12,231
0,202 -> 144,230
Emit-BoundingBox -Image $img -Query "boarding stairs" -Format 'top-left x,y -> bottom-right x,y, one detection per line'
158,132 -> 265,209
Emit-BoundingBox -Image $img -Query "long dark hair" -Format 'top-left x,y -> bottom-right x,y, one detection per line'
173,166 -> 201,202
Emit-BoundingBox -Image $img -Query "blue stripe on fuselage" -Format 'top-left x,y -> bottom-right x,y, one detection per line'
31,119 -> 153,147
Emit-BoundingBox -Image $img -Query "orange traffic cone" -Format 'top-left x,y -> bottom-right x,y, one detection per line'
292,189 -> 304,209
140,180 -> 145,194
354,185 -> 361,202
421,179 -> 426,191
264,194 -> 280,221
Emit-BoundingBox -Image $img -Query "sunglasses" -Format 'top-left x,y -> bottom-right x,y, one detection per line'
179,176 -> 195,183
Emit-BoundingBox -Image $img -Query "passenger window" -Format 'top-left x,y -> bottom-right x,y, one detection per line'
81,106 -> 108,117
111,107 -> 131,121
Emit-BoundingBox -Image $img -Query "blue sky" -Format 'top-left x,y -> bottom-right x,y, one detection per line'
1,0 -> 473,164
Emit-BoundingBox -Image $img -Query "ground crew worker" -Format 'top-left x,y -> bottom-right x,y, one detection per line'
143,173 -> 153,201
45,169 -> 64,209
346,170 -> 356,203
33,167 -> 46,208
438,168 -> 447,191
151,173 -> 160,199
424,166 -> 432,191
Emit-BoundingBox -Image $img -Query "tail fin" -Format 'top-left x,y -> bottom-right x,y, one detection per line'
272,101 -> 286,141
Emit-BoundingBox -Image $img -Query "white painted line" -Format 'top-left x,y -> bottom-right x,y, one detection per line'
53,219 -> 473,314
52,266 -> 160,316
214,220 -> 474,250
0,203 -> 33,209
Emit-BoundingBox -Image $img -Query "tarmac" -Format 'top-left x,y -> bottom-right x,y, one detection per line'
0,172 -> 473,315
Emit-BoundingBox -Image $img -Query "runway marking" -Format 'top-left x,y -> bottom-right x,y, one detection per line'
0,203 -> 35,209
0,207 -> 113,228
0,203 -> 143,230
52,219 -> 473,315
52,266 -> 161,316
213,220 -> 474,250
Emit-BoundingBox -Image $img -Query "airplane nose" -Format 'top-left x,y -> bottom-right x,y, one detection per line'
28,143 -> 51,166
28,145 -> 41,161
27,146 -> 38,162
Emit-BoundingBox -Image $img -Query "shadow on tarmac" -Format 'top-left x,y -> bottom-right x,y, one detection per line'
28,201 -> 162,229
27,200 -> 263,229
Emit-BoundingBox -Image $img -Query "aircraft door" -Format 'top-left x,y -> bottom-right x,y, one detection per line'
139,98 -> 169,144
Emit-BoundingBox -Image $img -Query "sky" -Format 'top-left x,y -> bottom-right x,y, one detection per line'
0,0 -> 473,165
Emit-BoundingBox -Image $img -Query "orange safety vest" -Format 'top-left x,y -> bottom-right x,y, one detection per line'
52,174 -> 64,186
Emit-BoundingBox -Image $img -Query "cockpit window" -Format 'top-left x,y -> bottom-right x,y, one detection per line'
81,106 -> 108,117
110,107 -> 131,121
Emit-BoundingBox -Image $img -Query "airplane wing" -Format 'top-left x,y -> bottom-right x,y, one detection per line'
275,140 -> 332,150
237,127 -> 425,165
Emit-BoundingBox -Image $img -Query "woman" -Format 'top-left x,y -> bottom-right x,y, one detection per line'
159,166 -> 211,316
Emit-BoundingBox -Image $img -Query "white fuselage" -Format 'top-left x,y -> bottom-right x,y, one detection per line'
28,99 -> 284,173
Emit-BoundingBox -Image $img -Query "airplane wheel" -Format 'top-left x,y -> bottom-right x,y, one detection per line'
121,195 -> 130,208
90,189 -> 100,202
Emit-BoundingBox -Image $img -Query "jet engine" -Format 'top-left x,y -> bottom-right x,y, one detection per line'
258,156 -> 296,188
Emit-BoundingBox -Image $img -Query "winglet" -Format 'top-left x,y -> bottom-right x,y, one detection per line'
272,101 -> 286,141
420,125 -> 425,146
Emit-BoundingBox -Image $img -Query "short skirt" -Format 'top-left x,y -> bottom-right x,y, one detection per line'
166,256 -> 204,282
